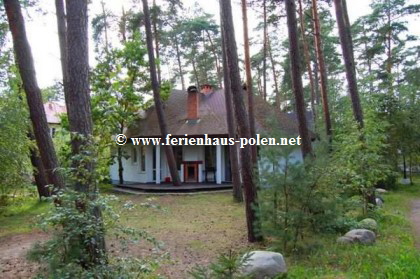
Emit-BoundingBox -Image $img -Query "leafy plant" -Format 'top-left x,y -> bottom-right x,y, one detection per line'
189,250 -> 252,279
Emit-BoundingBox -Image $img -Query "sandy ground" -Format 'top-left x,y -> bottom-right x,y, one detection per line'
0,231 -> 48,279
0,194 -> 254,278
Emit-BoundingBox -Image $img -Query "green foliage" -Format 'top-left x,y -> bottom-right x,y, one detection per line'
41,81 -> 64,102
352,0 -> 420,92
331,106 -> 396,213
165,12 -> 222,87
91,32 -> 149,182
259,141 -> 349,252
28,190 -> 164,278
287,183 -> 420,278
0,193 -> 50,237
189,251 -> 252,279
0,90 -> 31,201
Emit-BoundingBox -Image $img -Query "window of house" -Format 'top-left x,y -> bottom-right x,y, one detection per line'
132,147 -> 137,164
140,146 -> 146,172
205,146 -> 216,169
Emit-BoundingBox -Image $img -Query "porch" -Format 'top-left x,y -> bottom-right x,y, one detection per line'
111,143 -> 233,185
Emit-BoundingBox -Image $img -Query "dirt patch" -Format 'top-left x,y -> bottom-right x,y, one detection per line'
0,193 -> 258,278
0,231 -> 49,279
410,200 -> 420,249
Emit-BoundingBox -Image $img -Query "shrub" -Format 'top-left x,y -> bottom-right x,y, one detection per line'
189,250 -> 252,279
28,190 -> 164,278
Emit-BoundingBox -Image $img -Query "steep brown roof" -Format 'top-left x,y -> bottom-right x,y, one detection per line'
126,88 -> 301,138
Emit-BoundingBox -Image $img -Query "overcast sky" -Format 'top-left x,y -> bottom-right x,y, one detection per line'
23,0 -> 420,89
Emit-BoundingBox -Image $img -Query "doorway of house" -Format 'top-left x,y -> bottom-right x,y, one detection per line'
183,162 -> 200,183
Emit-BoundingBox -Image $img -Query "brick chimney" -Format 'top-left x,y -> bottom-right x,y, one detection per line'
187,85 -> 199,120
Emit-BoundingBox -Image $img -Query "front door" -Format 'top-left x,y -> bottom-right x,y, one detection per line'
184,162 -> 199,183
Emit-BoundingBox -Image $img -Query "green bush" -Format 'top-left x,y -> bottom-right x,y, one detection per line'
189,250 -> 252,279
28,190 -> 164,278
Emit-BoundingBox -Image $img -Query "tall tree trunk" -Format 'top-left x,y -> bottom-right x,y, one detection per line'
117,146 -> 124,184
221,27 -> 243,203
4,0 -> 65,191
361,22 -> 373,93
241,0 -> 258,165
341,0 -> 354,58
100,1 -> 109,54
152,0 -> 161,84
205,30 -> 223,88
312,0 -> 332,138
66,0 -> 94,191
117,126 -> 124,184
267,37 -> 280,108
120,6 -> 127,43
55,0 -> 70,112
333,0 -> 364,127
262,0 -> 268,101
28,131 -> 51,198
313,57 -> 321,105
191,55 -> 200,87
65,0 -> 107,264
285,0 -> 313,158
220,0 -> 261,242
297,0 -> 316,119
257,68 -> 263,97
173,34 -> 185,91
142,0 -> 181,186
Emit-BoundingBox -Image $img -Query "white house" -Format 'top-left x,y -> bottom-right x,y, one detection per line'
43,101 -> 66,137
110,85 -> 306,185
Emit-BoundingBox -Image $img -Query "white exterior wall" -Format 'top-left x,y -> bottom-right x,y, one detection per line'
110,143 -> 302,184
109,144 -> 149,183
110,144 -> 157,183
258,147 -> 303,173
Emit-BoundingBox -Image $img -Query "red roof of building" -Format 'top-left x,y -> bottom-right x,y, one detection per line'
43,102 -> 66,124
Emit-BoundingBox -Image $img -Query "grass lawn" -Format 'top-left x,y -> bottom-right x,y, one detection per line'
0,197 -> 51,238
286,179 -> 420,278
0,179 -> 419,278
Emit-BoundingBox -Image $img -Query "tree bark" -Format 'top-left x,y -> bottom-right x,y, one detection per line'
241,0 -> 258,166
221,27 -> 243,203
220,0 -> 261,242
4,0 -> 65,191
28,131 -> 51,198
262,0 -> 268,101
100,1 -> 109,54
152,0 -> 161,85
65,0 -> 94,191
55,0 -> 70,111
65,0 -> 107,264
285,0 -> 313,158
297,0 -> 316,119
142,0 -> 181,186
267,37 -> 280,109
120,6 -> 127,43
333,0 -> 364,127
191,56 -> 200,88
173,34 -> 186,91
312,0 -> 332,138
313,57 -> 321,105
